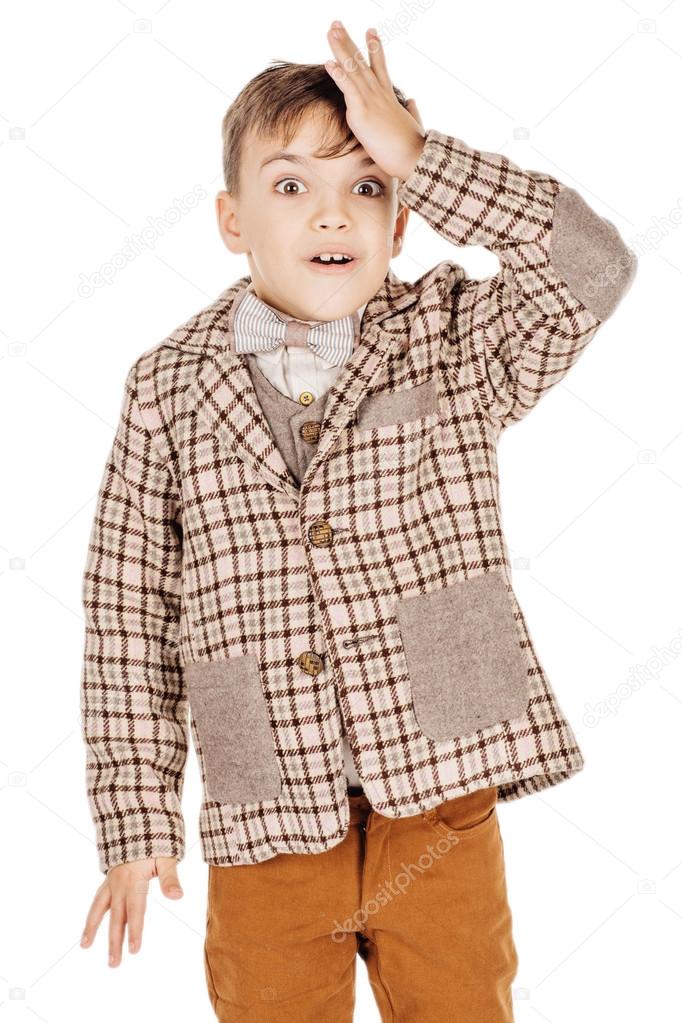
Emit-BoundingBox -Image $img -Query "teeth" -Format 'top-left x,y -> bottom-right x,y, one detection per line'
314,253 -> 352,263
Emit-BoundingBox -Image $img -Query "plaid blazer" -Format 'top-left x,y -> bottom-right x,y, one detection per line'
80,128 -> 637,872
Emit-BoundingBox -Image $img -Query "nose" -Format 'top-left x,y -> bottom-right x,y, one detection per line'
316,214 -> 349,230
311,188 -> 351,232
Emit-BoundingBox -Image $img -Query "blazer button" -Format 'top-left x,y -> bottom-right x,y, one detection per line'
300,421 -> 321,444
308,520 -> 333,547
297,651 -> 324,676
298,391 -> 315,406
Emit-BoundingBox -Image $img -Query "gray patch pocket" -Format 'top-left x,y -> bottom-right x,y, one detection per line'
395,573 -> 530,741
184,654 -> 283,804
355,374 -> 439,430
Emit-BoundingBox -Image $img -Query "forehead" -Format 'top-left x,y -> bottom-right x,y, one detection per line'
245,115 -> 376,173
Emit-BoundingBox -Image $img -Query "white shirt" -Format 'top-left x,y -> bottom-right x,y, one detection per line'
252,303 -> 368,788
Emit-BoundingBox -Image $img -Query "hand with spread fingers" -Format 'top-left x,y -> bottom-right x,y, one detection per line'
80,856 -> 184,965
325,21 -> 426,183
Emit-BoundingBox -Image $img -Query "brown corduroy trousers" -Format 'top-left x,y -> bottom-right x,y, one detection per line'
203,784 -> 519,1022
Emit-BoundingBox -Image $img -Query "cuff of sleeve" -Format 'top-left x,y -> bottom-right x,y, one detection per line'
397,128 -> 467,210
95,816 -> 185,875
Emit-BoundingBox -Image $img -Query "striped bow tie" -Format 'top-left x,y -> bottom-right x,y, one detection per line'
230,290 -> 362,367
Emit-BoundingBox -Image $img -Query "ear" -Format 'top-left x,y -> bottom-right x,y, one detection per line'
215,190 -> 248,255
391,203 -> 410,258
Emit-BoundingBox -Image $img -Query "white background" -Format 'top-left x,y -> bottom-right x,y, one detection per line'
1,0 -> 679,1020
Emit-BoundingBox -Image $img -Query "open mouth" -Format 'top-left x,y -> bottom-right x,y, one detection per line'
307,252 -> 357,272
309,254 -> 355,265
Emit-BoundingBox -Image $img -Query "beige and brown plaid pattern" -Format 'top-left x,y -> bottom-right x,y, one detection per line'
80,128 -> 637,872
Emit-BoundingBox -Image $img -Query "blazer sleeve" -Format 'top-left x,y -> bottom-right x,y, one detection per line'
80,360 -> 187,874
396,128 -> 638,429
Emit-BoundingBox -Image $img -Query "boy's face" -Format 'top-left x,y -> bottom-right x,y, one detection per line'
216,109 -> 409,323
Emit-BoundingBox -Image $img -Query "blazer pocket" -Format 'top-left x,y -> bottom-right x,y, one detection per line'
184,654 -> 283,804
355,374 -> 439,430
395,572 -> 530,741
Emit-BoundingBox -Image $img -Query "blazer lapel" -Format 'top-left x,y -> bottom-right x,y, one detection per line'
175,270 -> 426,501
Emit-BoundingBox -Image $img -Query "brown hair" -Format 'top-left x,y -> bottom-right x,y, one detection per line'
221,59 -> 410,196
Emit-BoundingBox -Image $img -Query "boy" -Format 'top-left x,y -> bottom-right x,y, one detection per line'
79,20 -> 637,1022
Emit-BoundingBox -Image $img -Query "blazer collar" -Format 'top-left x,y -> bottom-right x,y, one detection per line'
169,263 -> 460,502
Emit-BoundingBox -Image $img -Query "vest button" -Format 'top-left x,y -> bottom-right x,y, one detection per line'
308,520 -> 333,547
297,651 -> 324,676
300,421 -> 321,443
298,390 -> 315,406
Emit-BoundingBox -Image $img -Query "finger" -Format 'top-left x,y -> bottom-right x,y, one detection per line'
332,22 -> 371,75
324,56 -> 363,103
156,857 -> 184,900
80,881 -> 111,948
108,891 -> 127,967
126,874 -> 150,955
365,28 -> 392,90
327,22 -> 371,83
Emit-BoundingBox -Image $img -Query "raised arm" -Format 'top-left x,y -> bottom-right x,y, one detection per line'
396,128 -> 638,429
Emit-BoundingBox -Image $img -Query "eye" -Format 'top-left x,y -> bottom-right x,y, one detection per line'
274,177 -> 308,195
352,179 -> 385,197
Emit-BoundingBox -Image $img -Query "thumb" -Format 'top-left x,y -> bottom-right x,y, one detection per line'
155,857 -> 184,899
406,98 -> 424,130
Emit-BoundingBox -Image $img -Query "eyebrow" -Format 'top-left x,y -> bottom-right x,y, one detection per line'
259,151 -> 379,172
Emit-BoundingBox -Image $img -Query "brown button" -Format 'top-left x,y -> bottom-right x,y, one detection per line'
300,421 -> 321,444
308,520 -> 333,547
297,651 -> 324,676
298,390 -> 315,406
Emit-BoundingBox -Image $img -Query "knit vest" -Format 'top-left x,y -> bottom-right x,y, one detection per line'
243,352 -> 363,789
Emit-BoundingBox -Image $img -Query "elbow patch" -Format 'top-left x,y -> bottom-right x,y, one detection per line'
549,186 -> 637,321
